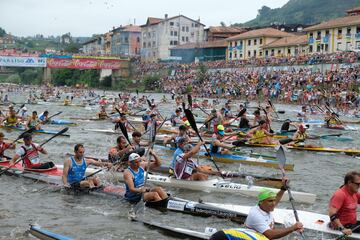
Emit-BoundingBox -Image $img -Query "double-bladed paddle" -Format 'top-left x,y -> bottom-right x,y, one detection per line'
184,109 -> 223,178
277,146 -> 306,240
0,127 -> 69,176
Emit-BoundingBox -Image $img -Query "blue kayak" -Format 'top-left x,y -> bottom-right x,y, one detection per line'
29,225 -> 74,240
1,125 -> 70,137
50,119 -> 76,125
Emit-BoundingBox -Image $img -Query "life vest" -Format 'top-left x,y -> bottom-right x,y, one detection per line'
67,156 -> 87,184
295,131 -> 307,141
21,144 -> 41,169
64,99 -> 71,105
251,130 -> 266,143
98,111 -> 107,120
174,153 -> 196,180
5,115 -> 17,125
0,142 -> 9,158
124,167 -> 144,202
28,118 -> 40,128
222,228 -> 269,240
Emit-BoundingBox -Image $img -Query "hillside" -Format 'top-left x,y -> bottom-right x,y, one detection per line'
242,0 -> 360,27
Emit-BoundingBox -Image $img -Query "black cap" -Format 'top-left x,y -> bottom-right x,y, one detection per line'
23,133 -> 33,140
259,120 -> 266,125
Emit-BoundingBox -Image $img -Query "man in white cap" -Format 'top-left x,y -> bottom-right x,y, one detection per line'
19,107 -> 29,121
123,151 -> 168,202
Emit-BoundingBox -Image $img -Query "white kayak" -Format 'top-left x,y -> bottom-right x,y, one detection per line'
206,202 -> 360,239
81,167 -> 316,204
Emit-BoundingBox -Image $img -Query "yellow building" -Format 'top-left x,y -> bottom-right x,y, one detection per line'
304,7 -> 360,53
226,28 -> 293,60
262,35 -> 308,57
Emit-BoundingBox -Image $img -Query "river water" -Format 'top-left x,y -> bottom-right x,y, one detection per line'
1,91 -> 359,240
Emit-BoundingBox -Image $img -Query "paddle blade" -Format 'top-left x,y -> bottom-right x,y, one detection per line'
276,145 -> 286,171
182,101 -> 186,111
279,138 -> 294,145
232,140 -> 247,147
56,127 -> 69,136
118,121 -> 130,144
184,109 -> 198,133
147,99 -> 151,107
277,110 -> 285,114
187,94 -> 192,108
237,108 -> 246,118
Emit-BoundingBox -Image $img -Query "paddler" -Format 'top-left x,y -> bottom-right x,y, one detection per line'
297,105 -> 308,121
252,109 -> 265,126
98,106 -> 109,120
0,132 -> 15,161
204,109 -> 223,133
210,125 -> 237,155
170,108 -> 182,127
247,120 -> 275,144
174,142 -> 208,181
168,136 -> 188,175
114,113 -> 134,132
124,152 -> 168,202
290,124 -> 319,148
4,106 -> 19,126
64,96 -> 71,106
108,136 -> 134,163
142,109 -> 151,131
325,112 -> 344,128
10,133 -> 55,170
131,131 -> 148,150
163,125 -> 191,146
26,111 -> 41,130
19,107 -> 29,121
329,171 -> 360,236
38,111 -> 49,123
62,144 -> 112,188
243,180 -> 303,239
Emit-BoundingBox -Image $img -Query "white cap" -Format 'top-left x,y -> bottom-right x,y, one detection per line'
22,107 -> 27,111
129,153 -> 140,162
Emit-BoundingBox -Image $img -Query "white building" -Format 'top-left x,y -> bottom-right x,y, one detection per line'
82,35 -> 104,55
140,14 -> 205,62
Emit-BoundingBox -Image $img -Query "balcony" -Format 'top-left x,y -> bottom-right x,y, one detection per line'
323,36 -> 329,44
355,33 -> 360,38
308,37 -> 314,44
337,35 -> 342,40
346,33 -> 352,38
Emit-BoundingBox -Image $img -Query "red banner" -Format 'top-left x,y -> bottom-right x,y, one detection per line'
46,58 -> 125,69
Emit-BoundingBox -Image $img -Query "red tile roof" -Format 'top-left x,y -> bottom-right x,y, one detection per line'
262,35 -> 308,48
170,40 -> 227,49
226,28 -> 293,41
304,14 -> 360,31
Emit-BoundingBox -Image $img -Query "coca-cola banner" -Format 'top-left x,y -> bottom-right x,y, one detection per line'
46,58 -> 125,69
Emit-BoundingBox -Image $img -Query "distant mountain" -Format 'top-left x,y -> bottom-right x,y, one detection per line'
240,0 -> 360,27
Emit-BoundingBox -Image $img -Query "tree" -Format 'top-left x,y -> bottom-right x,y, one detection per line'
64,43 -> 81,53
0,27 -> 6,37
220,21 -> 227,27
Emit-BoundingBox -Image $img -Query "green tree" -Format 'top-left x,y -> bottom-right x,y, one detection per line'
143,75 -> 160,90
196,62 -> 208,83
64,43 -> 81,53
0,27 -> 6,37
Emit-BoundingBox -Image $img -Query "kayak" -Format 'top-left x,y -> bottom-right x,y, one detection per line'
154,145 -> 294,171
241,143 -> 360,155
0,125 -> 70,137
50,119 -> 76,126
206,202 -> 360,239
82,128 -> 120,134
83,167 -> 316,204
29,225 -> 74,240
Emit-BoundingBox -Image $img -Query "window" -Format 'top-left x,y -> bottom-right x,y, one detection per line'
253,50 -> 256,56
309,45 -> 313,52
235,42 -> 238,47
260,39 -> 263,45
174,31 -> 178,36
191,32 -> 194,37
240,53 -> 243,58
170,22 -> 174,26
247,51 -> 251,57
271,49 -> 274,56
182,26 -> 185,32
148,32 -> 151,38
147,42 -> 151,48
259,51 -> 263,56
143,42 -> 146,48
324,44 -> 329,52
191,23 -> 194,27
356,41 -> 360,49
288,48 -> 291,54
254,39 -> 257,45
234,52 -> 237,58
125,37 -> 128,43
357,27 -> 360,33
347,28 -> 352,34
337,42 -> 341,50
229,52 -> 232,59
143,32 -> 146,38
182,36 -> 185,42
317,31 -> 321,39
186,26 -> 189,32
170,31 -> 173,36
317,45 -> 321,52
325,30 -> 330,36
186,37 -> 189,42
137,37 -> 140,43
265,50 -> 268,56
174,40 -> 178,45
152,41 -> 155,47
176,22 -> 180,27
170,40 -> 173,45
338,29 -> 342,35
195,23 -> 199,27
309,33 -> 313,38
248,40 -> 251,46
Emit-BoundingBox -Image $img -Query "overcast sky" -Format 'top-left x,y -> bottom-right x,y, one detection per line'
0,0 -> 289,37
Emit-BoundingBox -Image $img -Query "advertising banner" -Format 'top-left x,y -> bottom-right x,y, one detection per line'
0,56 -> 46,67
46,58 -> 124,69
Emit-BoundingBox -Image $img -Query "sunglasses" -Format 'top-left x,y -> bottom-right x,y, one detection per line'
352,181 -> 360,187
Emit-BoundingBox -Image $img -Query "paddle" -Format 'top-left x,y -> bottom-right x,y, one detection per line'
277,145 -> 306,240
41,111 -> 63,125
133,108 -> 147,115
184,109 -> 223,177
199,115 -> 216,130
0,127 -> 69,176
16,104 -> 25,114
115,107 -> 138,132
335,225 -> 360,239
232,134 -> 275,147
117,121 -> 132,145
325,102 -> 343,125
0,127 -> 36,157
187,94 -> 193,110
197,105 -> 210,116
227,108 -> 247,125
268,100 -> 280,119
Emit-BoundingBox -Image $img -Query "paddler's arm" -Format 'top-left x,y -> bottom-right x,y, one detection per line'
36,145 -> 47,155
275,177 -> 288,205
147,149 -> 161,169
183,141 -> 204,159
62,158 -> 71,187
86,158 -> 112,168
9,153 -> 20,166
329,207 -> 352,235
263,223 -> 303,240
123,170 -> 147,193
214,139 -> 233,150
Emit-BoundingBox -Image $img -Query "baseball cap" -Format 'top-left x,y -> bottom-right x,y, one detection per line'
128,153 -> 140,162
183,144 -> 193,151
217,125 -> 225,131
184,120 -> 190,127
258,188 -> 277,202
22,133 -> 33,140
22,107 -> 27,111
176,137 -> 187,145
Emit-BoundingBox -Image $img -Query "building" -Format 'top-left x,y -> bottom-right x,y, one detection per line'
141,14 -> 205,62
104,32 -> 113,55
0,34 -> 15,48
170,40 -> 227,63
204,26 -> 248,42
111,24 -> 141,56
82,35 -> 104,55
261,35 -> 308,57
226,27 -> 294,60
304,7 -> 360,53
